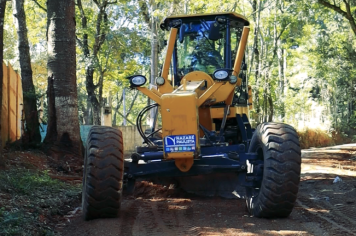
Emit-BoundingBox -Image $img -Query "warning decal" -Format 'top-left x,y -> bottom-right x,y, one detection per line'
164,134 -> 196,153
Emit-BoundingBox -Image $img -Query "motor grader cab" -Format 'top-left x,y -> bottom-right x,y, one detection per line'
82,12 -> 302,220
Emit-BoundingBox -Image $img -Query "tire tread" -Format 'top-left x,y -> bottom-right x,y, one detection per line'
246,122 -> 301,218
82,126 -> 124,220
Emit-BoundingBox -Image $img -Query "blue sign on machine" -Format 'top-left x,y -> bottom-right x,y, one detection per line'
164,134 -> 196,153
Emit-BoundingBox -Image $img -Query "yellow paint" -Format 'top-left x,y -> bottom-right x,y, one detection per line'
210,106 -> 248,119
175,80 -> 206,97
137,87 -> 162,105
210,107 -> 236,119
161,92 -> 200,171
175,158 -> 194,172
209,82 -> 236,104
159,28 -> 177,94
168,152 -> 194,159
232,26 -> 250,86
182,72 -> 237,106
182,78 -> 187,91
151,87 -> 162,97
225,90 -> 235,105
197,83 -> 224,106
235,106 -> 249,115
183,71 -> 214,88
162,12 -> 249,25
198,107 -> 212,137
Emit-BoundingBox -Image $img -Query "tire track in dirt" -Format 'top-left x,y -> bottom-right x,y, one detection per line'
180,201 -> 202,236
153,199 -> 200,236
324,189 -> 356,227
118,200 -> 141,236
129,199 -> 195,236
131,200 -> 160,235
297,199 -> 356,236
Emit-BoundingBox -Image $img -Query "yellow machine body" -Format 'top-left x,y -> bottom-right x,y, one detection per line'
160,85 -> 202,171
134,12 -> 251,172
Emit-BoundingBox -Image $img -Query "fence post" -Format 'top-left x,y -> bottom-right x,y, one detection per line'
1,62 -> 8,147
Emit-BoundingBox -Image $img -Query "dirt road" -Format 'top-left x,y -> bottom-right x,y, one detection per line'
61,144 -> 356,236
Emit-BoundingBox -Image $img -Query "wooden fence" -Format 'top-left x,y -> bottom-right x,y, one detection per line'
1,62 -> 23,147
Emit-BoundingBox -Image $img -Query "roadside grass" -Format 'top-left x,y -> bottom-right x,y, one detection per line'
0,168 -> 81,236
298,128 -> 333,149
297,128 -> 355,149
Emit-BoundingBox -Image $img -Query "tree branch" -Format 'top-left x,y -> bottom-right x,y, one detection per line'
138,0 -> 151,29
318,0 -> 356,37
75,36 -> 83,47
32,0 -> 46,12
318,0 -> 348,18
124,90 -> 139,119
117,111 -> 135,125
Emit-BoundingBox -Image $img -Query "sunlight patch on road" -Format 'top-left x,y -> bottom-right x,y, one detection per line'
259,230 -> 309,235
301,164 -> 356,177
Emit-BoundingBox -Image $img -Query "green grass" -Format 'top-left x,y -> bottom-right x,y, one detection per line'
0,169 -> 65,195
0,168 -> 81,236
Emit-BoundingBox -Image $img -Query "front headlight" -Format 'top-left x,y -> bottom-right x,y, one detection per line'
130,75 -> 147,87
213,69 -> 229,81
229,75 -> 237,84
155,76 -> 165,86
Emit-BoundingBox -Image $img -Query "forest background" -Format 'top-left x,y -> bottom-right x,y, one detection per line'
2,0 -> 356,150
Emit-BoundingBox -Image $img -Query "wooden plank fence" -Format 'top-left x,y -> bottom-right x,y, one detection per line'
1,62 -> 23,147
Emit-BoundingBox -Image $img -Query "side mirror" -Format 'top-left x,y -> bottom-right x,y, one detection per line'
179,24 -> 187,43
208,21 -> 222,41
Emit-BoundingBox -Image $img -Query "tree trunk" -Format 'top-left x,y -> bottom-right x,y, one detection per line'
278,43 -> 285,121
84,96 -> 92,124
77,0 -> 109,125
0,0 -> 6,167
253,0 -> 262,121
149,2 -> 158,127
268,94 -> 273,122
122,90 -> 139,125
113,92 -> 123,126
45,0 -> 83,164
87,71 -> 101,125
12,0 -> 41,145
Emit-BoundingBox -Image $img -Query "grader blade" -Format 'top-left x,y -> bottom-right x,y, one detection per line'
176,173 -> 246,199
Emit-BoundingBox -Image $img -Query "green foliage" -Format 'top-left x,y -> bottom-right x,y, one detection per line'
0,169 -> 65,195
0,169 -> 81,235
0,168 -> 80,236
1,0 -> 355,134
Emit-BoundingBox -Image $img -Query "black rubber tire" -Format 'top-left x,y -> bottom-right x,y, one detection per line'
246,122 -> 301,218
82,126 -> 124,220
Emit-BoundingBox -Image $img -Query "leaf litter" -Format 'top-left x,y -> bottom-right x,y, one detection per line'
0,150 -> 82,236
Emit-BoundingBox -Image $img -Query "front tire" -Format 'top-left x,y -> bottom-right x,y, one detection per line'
246,122 -> 301,218
82,126 -> 124,220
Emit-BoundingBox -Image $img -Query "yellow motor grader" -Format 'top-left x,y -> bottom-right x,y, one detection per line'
82,12 -> 301,220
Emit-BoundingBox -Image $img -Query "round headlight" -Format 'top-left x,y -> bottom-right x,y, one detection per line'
229,75 -> 237,84
130,75 -> 146,87
213,70 -> 229,80
155,76 -> 165,86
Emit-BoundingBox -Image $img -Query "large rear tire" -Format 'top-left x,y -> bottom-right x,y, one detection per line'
82,126 -> 124,220
246,122 -> 301,218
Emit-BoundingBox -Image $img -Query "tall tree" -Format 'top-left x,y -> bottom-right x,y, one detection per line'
12,0 -> 41,146
0,0 -> 6,167
318,0 -> 356,37
76,0 -> 115,125
44,0 -> 83,161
